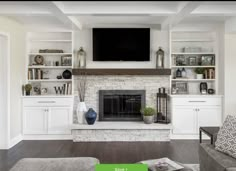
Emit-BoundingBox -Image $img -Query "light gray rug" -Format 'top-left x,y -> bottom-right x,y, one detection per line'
184,164 -> 200,171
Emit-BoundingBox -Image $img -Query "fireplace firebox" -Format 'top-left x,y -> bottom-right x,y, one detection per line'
99,90 -> 145,121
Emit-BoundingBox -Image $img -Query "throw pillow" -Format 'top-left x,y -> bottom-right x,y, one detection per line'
215,115 -> 236,159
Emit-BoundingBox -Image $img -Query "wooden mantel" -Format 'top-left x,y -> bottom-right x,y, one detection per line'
72,68 -> 171,75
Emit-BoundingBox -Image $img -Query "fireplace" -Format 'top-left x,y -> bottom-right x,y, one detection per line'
99,90 -> 145,121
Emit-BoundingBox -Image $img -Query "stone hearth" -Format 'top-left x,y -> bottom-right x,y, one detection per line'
71,122 -> 172,142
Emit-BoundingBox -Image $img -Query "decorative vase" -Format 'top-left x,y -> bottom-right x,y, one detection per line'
26,91 -> 30,96
77,102 -> 87,124
62,70 -> 72,79
196,74 -> 203,79
143,115 -> 154,124
85,108 -> 97,125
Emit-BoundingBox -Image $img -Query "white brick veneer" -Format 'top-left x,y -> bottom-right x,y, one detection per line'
72,75 -> 171,141
73,75 -> 170,122
72,129 -> 171,142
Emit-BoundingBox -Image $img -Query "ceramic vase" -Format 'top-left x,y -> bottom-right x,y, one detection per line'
85,108 -> 97,125
196,74 -> 203,79
77,102 -> 87,124
143,115 -> 154,124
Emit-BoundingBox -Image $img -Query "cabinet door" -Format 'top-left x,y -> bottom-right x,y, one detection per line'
23,107 -> 47,134
48,107 -> 71,134
198,106 -> 222,128
172,107 -> 197,134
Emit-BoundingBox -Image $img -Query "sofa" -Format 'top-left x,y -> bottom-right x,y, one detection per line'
199,133 -> 236,171
9,157 -> 100,171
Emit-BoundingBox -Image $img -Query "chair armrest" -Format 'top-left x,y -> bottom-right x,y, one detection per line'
213,132 -> 218,146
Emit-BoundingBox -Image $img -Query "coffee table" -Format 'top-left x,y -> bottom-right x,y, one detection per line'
139,158 -> 196,171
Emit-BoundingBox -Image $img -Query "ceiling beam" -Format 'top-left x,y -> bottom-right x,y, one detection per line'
42,1 -> 82,30
161,1 -> 201,30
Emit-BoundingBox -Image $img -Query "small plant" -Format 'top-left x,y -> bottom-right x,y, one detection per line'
141,107 -> 156,116
24,84 -> 32,94
194,68 -> 205,74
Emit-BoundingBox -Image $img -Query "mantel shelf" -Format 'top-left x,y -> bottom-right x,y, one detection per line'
72,68 -> 171,75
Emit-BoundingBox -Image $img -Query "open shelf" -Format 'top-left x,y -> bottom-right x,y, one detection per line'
28,66 -> 72,69
30,39 -> 72,42
72,68 -> 171,75
29,53 -> 72,56
172,39 -> 215,42
172,52 -> 215,55
171,79 -> 215,82
28,79 -> 72,82
171,66 -> 215,68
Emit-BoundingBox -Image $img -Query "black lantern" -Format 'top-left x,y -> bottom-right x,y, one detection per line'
156,87 -> 170,124
156,47 -> 164,68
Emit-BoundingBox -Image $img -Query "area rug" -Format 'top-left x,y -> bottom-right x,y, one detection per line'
184,164 -> 200,171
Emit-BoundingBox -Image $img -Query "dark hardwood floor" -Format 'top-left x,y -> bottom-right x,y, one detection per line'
0,140 -> 201,171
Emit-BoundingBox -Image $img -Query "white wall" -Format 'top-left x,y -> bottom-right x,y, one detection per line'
0,17 -> 26,141
224,34 -> 236,117
0,35 -> 9,148
74,29 -> 169,68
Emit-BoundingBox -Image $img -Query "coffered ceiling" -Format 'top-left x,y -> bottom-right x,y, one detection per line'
0,1 -> 235,30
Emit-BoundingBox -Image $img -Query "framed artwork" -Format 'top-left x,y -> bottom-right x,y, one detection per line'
61,55 -> 72,66
176,56 -> 186,66
201,55 -> 215,66
188,56 -> 197,66
175,82 -> 188,94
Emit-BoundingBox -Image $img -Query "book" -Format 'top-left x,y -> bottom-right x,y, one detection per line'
139,158 -> 184,171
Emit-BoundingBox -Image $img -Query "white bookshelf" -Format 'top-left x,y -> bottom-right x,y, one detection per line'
28,79 -> 72,82
170,31 -> 218,95
26,31 -> 74,96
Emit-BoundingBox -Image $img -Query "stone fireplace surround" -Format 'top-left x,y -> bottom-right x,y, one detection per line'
72,75 -> 172,141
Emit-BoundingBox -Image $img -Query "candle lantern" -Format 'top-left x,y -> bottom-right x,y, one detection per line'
156,47 -> 164,68
156,87 -> 170,124
76,47 -> 86,68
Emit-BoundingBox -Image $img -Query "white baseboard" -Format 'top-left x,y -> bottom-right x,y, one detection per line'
23,134 -> 73,140
8,134 -> 23,149
0,143 -> 9,149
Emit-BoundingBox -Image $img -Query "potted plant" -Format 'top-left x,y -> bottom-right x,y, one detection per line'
141,107 -> 156,124
194,68 -> 205,79
24,84 -> 32,96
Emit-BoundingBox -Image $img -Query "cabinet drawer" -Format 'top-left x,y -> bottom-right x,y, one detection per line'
23,98 -> 73,107
172,97 -> 222,106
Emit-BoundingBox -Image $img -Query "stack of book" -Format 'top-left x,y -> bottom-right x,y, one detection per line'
63,83 -> 72,95
204,68 -> 215,79
28,69 -> 43,80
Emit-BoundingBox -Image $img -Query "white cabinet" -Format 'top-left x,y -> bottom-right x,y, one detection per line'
198,107 -> 221,127
48,107 -> 71,134
23,107 -> 47,134
23,97 -> 73,136
172,107 -> 197,134
171,96 -> 222,136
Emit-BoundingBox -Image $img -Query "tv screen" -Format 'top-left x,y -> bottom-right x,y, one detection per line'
93,28 -> 150,61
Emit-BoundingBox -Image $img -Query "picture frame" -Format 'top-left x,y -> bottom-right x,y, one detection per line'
61,55 -> 72,66
188,56 -> 197,66
175,56 -> 186,66
201,55 -> 215,66
175,82 -> 188,94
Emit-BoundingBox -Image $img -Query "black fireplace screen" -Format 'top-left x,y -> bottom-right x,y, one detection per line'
99,90 -> 145,121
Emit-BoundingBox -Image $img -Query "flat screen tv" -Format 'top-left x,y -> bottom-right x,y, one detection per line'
93,28 -> 150,61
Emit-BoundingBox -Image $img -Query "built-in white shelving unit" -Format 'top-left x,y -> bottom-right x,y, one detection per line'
170,31 -> 218,95
26,31 -> 74,96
